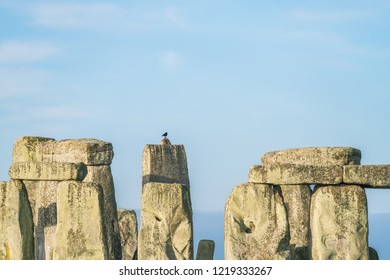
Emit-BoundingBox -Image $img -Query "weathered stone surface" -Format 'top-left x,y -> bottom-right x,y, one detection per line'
36,138 -> 113,165
310,185 -> 369,260
248,164 -> 343,185
262,147 -> 361,166
83,165 -> 121,260
344,165 -> 390,187
9,162 -> 87,181
224,183 -> 289,260
280,185 -> 311,259
12,136 -> 55,163
142,144 -> 190,188
53,181 -> 108,260
0,180 -> 34,260
118,209 -> 138,260
23,181 -> 58,260
196,240 -> 215,260
369,247 -> 379,260
138,183 -> 193,260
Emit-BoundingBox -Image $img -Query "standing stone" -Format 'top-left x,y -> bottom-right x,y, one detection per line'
280,185 -> 311,259
310,185 -> 369,260
84,165 -> 121,260
138,182 -> 193,260
224,183 -> 289,260
12,136 -> 55,163
118,209 -> 138,260
369,247 -> 379,260
142,144 -> 190,188
0,180 -> 34,260
261,147 -> 361,166
23,181 -> 58,260
196,240 -> 215,260
53,181 -> 108,260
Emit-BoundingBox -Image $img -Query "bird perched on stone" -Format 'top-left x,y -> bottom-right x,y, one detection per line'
162,132 -> 168,138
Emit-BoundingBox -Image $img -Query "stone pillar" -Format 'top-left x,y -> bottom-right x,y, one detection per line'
224,183 -> 289,260
22,181 -> 58,260
138,182 -> 193,260
0,180 -> 34,260
310,185 -> 369,260
196,240 -> 215,260
118,209 -> 138,260
280,185 -> 311,259
83,164 -> 121,260
53,181 -> 108,260
369,247 -> 379,260
139,139 -> 193,260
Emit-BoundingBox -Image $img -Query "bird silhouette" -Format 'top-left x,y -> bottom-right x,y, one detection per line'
162,132 -> 168,137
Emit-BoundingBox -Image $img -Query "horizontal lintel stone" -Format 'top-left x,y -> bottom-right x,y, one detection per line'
343,165 -> 390,188
262,147 -> 361,166
248,164 -> 343,185
36,139 -> 113,166
9,162 -> 87,181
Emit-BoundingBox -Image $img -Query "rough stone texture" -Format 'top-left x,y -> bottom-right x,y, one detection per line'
262,147 -> 361,166
224,183 -> 289,260
83,165 -> 121,260
23,181 -> 58,260
118,209 -> 138,260
369,247 -> 379,260
36,138 -> 113,165
280,185 -> 311,259
344,165 -> 390,187
138,183 -> 193,260
12,136 -> 55,163
196,240 -> 215,260
310,185 -> 369,260
9,162 -> 87,181
53,181 -> 108,260
0,180 -> 34,260
248,164 -> 343,185
142,144 -> 190,188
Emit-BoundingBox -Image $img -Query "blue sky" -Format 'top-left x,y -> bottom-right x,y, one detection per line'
1,0 -> 390,259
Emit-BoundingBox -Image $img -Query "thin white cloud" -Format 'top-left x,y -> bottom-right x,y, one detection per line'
160,51 -> 183,70
0,105 -> 92,124
30,3 -> 188,31
32,3 -> 123,28
288,9 -> 370,22
163,7 -> 187,27
0,40 -> 61,64
29,106 -> 92,119
0,67 -> 47,99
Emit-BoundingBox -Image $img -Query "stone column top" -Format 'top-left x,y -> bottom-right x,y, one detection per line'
261,147 -> 361,166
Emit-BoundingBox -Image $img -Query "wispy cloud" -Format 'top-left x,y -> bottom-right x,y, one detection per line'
0,67 -> 48,99
288,9 -> 370,22
0,104 -> 93,124
0,40 -> 61,64
30,3 -> 188,31
163,7 -> 188,27
160,51 -> 183,70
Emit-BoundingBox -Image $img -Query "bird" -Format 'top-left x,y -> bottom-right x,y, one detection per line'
162,132 -> 168,138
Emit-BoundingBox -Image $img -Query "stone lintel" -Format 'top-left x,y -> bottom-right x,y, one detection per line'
262,147 -> 361,166
37,138 -> 113,165
343,165 -> 390,188
142,144 -> 190,188
9,162 -> 87,181
248,164 -> 343,185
